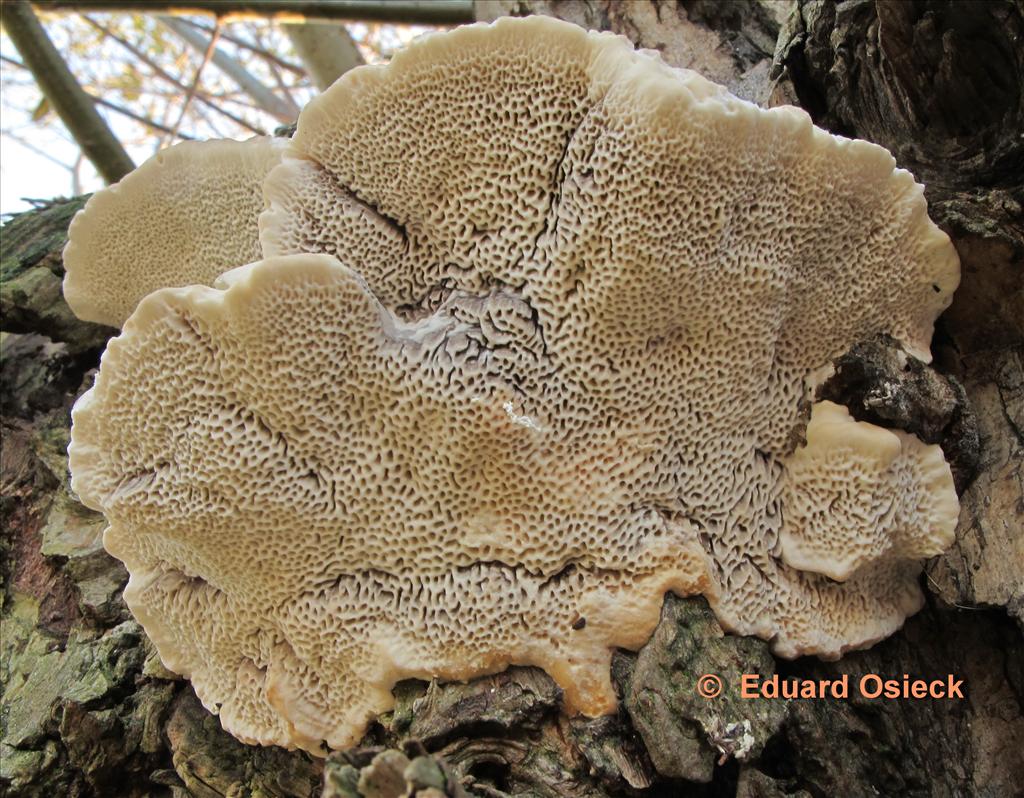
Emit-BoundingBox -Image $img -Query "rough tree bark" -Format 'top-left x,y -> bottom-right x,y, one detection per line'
1,2 -> 1021,797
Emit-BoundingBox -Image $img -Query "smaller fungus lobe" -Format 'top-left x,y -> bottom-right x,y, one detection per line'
63,136 -> 287,327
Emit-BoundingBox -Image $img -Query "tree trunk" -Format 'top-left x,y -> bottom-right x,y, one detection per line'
2,2 -> 1021,797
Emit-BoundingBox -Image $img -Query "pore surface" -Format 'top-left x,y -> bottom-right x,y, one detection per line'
63,136 -> 286,327
71,255 -> 709,750
71,17 -> 960,752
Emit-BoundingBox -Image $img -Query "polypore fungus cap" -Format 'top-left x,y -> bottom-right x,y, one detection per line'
71,252 -> 711,751
70,16 -> 961,752
62,136 -> 286,327
779,401 -> 958,581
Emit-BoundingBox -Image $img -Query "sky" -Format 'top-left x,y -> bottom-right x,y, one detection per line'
1,100 -> 116,216
0,80 -> 103,215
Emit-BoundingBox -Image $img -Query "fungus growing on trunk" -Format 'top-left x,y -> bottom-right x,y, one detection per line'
778,401 -> 958,583
68,17 -> 961,752
63,136 -> 287,327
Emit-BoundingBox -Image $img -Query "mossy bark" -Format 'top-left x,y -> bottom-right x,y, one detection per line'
2,2 -> 1022,796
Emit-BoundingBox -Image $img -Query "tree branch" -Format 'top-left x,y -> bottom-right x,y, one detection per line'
82,16 -> 267,135
30,1 -> 474,24
167,18 -> 221,140
0,54 -> 195,139
283,21 -> 364,91
158,14 -> 299,122
3,0 -> 134,182
249,23 -> 300,111
184,18 -> 306,76
93,94 -> 196,139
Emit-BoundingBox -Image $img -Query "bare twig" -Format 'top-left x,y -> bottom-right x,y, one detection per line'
93,95 -> 196,139
0,54 -> 195,139
71,151 -> 83,194
185,19 -> 306,76
249,23 -> 294,109
167,18 -> 221,140
194,102 -> 227,139
159,15 -> 299,121
264,53 -> 298,111
2,0 -> 134,182
83,16 -> 266,135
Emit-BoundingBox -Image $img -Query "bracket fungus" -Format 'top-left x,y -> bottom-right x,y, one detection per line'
68,17 -> 961,752
63,135 -> 287,327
